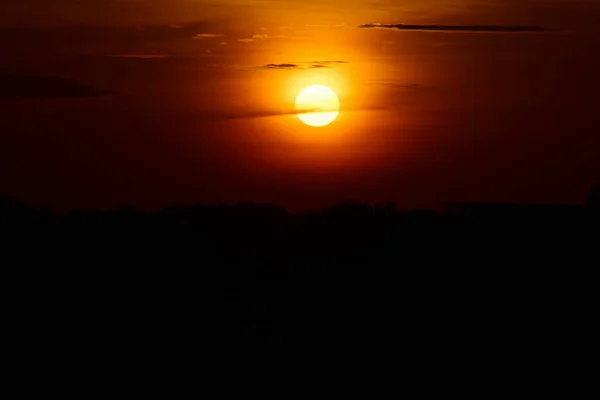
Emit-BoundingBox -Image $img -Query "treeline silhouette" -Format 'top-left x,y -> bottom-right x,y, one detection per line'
2,192 -> 598,371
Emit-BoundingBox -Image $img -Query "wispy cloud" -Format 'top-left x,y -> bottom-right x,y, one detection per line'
359,23 -> 558,33
239,33 -> 269,42
263,64 -> 302,70
202,104 -> 385,121
242,61 -> 349,71
0,75 -> 114,99
239,32 -> 290,43
309,61 -> 348,65
365,78 -> 425,89
101,54 -> 170,59
193,33 -> 225,40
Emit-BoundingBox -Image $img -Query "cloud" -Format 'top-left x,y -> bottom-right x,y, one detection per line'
239,32 -> 288,43
309,61 -> 348,65
365,79 -> 425,90
240,33 -> 272,41
0,21 -> 227,55
303,23 -> 349,30
0,75 -> 115,99
202,104 -> 385,121
244,61 -> 350,71
193,33 -> 225,39
358,23 -> 558,33
263,64 -> 300,70
101,54 -> 170,59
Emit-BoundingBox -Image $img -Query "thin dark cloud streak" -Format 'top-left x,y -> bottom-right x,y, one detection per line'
0,75 -> 114,99
0,21 -> 221,49
309,61 -> 348,64
263,64 -> 301,70
359,23 -> 559,33
203,104 -> 385,121
365,79 -> 425,89
247,61 -> 349,71
100,54 -> 171,59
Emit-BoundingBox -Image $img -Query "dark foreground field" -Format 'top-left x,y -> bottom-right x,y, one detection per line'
2,196 -> 598,386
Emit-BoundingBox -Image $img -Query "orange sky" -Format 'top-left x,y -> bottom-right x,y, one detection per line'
2,0 -> 600,30
1,1 -> 599,211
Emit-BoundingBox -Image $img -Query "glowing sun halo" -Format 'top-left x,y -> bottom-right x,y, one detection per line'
295,85 -> 340,127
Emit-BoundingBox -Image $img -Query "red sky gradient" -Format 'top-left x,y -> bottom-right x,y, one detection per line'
1,0 -> 599,211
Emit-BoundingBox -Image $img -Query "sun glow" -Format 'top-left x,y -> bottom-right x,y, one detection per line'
295,85 -> 340,127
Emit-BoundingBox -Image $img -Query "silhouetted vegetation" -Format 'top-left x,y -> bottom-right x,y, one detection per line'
2,193 -> 598,362
588,182 -> 600,207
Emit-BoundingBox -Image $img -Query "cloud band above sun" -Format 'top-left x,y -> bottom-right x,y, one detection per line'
241,61 -> 349,71
359,23 -> 558,34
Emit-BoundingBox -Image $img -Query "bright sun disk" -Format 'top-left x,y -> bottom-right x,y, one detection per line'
295,85 -> 340,127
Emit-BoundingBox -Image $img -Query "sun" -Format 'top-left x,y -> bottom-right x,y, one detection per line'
295,85 -> 340,127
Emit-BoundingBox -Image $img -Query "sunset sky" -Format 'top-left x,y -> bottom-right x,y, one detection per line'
1,0 -> 599,211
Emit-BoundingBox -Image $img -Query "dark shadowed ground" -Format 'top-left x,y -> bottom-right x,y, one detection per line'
3,194 -> 598,381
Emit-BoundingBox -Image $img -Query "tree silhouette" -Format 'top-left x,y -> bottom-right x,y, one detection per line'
0,195 -> 33,224
587,183 -> 600,207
